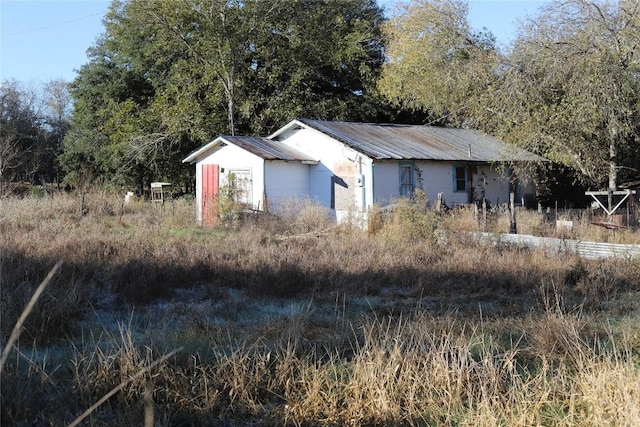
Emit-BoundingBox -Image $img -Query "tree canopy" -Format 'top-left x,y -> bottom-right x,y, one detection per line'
503,0 -> 640,190
4,0 -> 633,197
379,0 -> 640,191
62,0 -> 389,188
378,0 -> 499,126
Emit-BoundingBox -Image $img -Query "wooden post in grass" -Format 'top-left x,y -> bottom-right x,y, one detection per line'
509,192 -> 517,234
482,198 -> 487,232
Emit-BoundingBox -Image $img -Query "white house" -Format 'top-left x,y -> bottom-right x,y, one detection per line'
183,119 -> 544,224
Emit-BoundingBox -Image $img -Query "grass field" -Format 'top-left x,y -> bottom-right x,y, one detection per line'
1,191 -> 639,426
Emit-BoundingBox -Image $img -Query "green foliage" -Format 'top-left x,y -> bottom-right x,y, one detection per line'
216,172 -> 245,227
378,0 -> 499,126
379,0 -> 640,190
493,0 -> 640,189
63,0 -> 389,188
242,0 -> 392,134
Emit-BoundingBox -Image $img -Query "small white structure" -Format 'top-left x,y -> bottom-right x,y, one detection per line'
124,191 -> 135,205
151,182 -> 172,205
183,119 -> 544,224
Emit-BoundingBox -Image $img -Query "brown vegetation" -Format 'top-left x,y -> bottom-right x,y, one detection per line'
1,191 -> 639,426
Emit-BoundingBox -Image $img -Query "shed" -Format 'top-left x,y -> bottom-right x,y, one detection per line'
182,135 -> 317,224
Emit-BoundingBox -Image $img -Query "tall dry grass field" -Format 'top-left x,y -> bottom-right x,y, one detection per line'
1,191 -> 639,425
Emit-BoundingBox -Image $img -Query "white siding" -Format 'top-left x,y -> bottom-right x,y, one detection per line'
194,144 -> 264,222
371,161 -> 516,209
372,162 -> 398,207
419,161 -> 469,206
264,161 -> 310,211
473,165 -> 510,206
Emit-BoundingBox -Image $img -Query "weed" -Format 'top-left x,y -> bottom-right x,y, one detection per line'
1,191 -> 639,425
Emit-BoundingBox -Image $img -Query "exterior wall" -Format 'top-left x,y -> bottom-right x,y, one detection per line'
473,165 -> 537,207
191,125 -> 538,225
372,162 -> 399,207
277,128 -> 367,216
417,161 -> 470,206
264,161 -> 310,212
372,160 -> 522,209
194,144 -> 264,222
473,165 -> 510,206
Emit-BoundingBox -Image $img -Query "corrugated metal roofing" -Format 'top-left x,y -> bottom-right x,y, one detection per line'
182,135 -> 316,163
298,119 -> 544,162
473,232 -> 640,260
222,136 -> 315,161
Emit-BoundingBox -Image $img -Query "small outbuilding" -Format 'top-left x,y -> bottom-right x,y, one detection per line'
183,119 -> 545,224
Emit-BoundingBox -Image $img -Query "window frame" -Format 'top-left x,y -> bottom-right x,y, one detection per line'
453,165 -> 467,193
399,161 -> 415,198
227,168 -> 253,206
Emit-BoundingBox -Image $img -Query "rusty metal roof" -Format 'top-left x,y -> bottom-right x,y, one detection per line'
298,119 -> 544,162
183,135 -> 315,163
222,136 -> 315,161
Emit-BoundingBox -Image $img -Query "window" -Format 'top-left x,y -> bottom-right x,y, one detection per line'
228,169 -> 252,205
453,165 -> 467,192
399,163 -> 414,197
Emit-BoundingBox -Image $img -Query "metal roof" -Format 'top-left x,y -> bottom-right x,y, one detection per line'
222,136 -> 315,161
182,135 -> 316,163
298,119 -> 545,162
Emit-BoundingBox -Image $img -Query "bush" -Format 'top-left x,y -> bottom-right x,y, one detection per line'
375,190 -> 437,243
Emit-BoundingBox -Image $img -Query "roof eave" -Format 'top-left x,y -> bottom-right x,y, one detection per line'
182,136 -> 226,163
268,119 -> 308,140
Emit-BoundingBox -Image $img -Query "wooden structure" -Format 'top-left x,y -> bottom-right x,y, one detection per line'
586,189 -> 636,228
151,182 -> 172,205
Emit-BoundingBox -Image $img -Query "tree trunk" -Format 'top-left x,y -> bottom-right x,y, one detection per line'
228,91 -> 235,136
608,137 -> 618,212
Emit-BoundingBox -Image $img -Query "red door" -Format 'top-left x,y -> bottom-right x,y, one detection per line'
202,164 -> 219,225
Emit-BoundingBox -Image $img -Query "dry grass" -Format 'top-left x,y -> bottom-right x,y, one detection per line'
1,191 -> 639,425
438,203 -> 640,244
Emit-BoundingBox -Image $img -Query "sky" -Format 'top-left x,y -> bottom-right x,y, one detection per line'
1,0 -> 551,84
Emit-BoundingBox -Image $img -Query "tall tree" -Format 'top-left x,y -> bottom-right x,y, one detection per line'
0,79 -> 70,187
61,30 -> 158,189
501,0 -> 640,192
41,79 -> 72,185
63,0 -> 388,187
1,81 -> 40,184
378,0 -> 499,126
243,0 -> 389,134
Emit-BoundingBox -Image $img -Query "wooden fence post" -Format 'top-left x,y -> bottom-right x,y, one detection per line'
483,198 -> 487,232
509,192 -> 517,234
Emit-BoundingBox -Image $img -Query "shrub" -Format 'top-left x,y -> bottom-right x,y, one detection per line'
376,190 -> 437,243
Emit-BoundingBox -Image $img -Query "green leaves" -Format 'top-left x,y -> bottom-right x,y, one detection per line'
504,0 -> 640,188
64,0 -> 388,187
380,0 -> 639,189
378,0 -> 500,126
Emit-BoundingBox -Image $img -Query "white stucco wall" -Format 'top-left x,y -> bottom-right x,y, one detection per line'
277,127 -> 371,216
